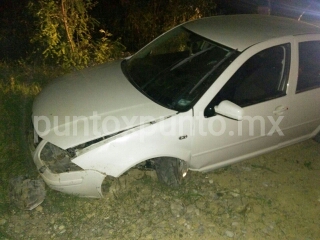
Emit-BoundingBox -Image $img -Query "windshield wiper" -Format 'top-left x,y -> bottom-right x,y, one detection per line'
170,46 -> 215,71
142,46 -> 216,90
140,48 -> 214,90
189,49 -> 238,95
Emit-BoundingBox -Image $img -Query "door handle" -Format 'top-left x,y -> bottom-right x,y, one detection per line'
273,105 -> 288,115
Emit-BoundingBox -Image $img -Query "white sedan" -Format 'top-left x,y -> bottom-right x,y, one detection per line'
30,14 -> 320,197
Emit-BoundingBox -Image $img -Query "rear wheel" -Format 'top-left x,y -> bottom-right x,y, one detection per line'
154,157 -> 188,187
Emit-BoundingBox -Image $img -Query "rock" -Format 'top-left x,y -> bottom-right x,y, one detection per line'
230,189 -> 240,197
195,209 -> 200,216
36,206 -> 43,212
170,201 -> 184,217
186,204 -> 196,214
177,218 -> 186,225
230,192 -> 240,197
58,225 -> 66,234
232,222 -> 239,227
145,234 -> 153,239
144,170 -> 158,181
225,230 -> 234,238
263,224 -> 275,234
86,213 -> 95,219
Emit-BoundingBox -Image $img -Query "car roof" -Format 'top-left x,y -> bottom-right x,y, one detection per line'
183,14 -> 320,51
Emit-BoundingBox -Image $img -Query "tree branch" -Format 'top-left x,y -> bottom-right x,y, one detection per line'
61,0 -> 75,53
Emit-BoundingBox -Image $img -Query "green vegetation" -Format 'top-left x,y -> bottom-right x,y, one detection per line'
0,0 -> 218,219
26,0 -> 215,69
115,0 -> 216,50
1,0 -> 219,67
28,0 -> 125,69
0,61 -> 61,215
0,1 -> 319,239
0,0 -> 219,204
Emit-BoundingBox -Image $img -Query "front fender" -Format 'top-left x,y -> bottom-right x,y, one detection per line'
73,112 -> 193,177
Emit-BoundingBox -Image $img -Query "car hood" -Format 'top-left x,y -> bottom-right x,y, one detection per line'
32,60 -> 176,149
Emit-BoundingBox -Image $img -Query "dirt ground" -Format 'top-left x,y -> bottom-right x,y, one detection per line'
1,139 -> 319,240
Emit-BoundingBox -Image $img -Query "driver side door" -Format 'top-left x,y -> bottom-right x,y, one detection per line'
190,42 -> 292,171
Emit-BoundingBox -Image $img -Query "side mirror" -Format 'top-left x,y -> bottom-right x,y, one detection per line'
214,100 -> 243,121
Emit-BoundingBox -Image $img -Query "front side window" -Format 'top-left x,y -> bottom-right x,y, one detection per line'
297,41 -> 320,92
205,44 -> 291,117
122,26 -> 238,112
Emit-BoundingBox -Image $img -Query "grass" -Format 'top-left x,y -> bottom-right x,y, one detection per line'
0,61 -> 319,239
0,61 -> 63,215
0,62 -> 151,238
0,61 -> 141,239
0,62 -> 99,238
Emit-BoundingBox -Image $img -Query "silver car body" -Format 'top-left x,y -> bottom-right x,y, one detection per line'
30,15 -> 320,197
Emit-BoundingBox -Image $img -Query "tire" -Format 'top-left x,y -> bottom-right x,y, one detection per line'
314,131 -> 320,143
154,158 -> 188,187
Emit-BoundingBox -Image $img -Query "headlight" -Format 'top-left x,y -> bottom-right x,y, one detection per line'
40,142 -> 82,173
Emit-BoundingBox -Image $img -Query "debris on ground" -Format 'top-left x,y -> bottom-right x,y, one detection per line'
9,176 -> 45,210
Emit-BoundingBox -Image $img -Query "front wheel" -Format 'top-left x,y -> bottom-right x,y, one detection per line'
154,158 -> 188,187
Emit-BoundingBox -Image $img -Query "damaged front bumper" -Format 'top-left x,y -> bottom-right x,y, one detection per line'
30,139 -> 106,198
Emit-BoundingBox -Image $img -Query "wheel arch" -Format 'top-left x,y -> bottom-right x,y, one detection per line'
73,139 -> 192,178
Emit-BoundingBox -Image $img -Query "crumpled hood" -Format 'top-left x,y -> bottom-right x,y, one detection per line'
32,60 -> 176,149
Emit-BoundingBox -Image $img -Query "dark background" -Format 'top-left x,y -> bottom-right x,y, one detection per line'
0,0 -> 319,61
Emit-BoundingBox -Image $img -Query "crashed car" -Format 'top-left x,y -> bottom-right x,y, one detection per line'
30,14 -> 320,198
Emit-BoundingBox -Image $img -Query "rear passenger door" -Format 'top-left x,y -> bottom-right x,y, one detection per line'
280,36 -> 320,144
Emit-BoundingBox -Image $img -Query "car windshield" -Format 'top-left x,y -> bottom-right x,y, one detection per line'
122,26 -> 239,111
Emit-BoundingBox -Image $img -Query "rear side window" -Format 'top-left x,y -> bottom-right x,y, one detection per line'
297,41 -> 320,92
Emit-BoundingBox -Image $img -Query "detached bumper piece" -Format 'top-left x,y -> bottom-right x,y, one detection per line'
9,176 -> 46,210
32,141 -> 106,198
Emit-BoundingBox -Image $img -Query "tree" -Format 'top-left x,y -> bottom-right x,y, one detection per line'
109,0 -> 217,51
28,0 -> 125,69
